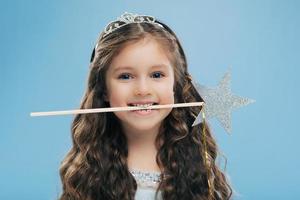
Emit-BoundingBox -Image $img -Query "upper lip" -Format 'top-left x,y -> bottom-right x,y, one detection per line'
128,101 -> 157,105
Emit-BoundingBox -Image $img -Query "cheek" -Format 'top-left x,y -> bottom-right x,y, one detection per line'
107,91 -> 118,105
158,81 -> 174,103
106,82 -> 130,106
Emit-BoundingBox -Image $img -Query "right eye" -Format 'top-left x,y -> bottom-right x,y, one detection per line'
118,73 -> 132,80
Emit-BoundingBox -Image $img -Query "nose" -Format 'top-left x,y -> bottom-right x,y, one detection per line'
134,77 -> 152,96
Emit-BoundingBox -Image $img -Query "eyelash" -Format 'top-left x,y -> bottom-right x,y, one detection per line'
151,71 -> 165,78
117,72 -> 165,80
118,73 -> 132,80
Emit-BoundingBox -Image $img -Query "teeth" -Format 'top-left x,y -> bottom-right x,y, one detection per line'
133,103 -> 153,107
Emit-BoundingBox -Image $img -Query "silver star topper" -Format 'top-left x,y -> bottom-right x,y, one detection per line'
192,69 -> 255,133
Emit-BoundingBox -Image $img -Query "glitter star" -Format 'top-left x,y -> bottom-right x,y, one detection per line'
192,70 -> 255,133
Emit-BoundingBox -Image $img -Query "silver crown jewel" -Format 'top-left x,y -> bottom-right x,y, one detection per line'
102,12 -> 163,38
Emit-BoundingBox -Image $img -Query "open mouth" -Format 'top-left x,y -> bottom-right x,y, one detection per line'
128,102 -> 158,107
127,103 -> 158,112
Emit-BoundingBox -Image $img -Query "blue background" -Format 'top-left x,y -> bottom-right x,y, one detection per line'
1,0 -> 299,199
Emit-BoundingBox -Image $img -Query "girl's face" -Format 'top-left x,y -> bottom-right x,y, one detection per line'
105,37 -> 175,134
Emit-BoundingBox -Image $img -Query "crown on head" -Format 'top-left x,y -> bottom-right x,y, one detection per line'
101,12 -> 164,39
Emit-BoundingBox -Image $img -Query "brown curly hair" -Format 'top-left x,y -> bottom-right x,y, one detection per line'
58,17 -> 233,200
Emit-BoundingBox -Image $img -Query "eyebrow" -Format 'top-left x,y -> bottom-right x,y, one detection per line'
112,64 -> 169,73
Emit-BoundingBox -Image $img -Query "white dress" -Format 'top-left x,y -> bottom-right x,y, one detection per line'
130,169 -> 163,200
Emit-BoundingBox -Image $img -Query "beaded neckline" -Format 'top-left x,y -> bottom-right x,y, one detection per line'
129,169 -> 161,189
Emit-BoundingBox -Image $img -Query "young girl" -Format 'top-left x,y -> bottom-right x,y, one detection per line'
59,12 -> 233,200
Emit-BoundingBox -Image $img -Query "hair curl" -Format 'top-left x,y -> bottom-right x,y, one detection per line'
59,18 -> 233,200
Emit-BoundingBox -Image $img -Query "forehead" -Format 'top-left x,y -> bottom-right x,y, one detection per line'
109,37 -> 173,70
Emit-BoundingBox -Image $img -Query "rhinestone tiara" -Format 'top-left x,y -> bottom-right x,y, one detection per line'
101,12 -> 164,39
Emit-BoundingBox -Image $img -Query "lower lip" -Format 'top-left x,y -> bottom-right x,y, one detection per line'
130,109 -> 157,116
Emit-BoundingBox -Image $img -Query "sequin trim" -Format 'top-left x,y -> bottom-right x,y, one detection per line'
130,169 -> 161,189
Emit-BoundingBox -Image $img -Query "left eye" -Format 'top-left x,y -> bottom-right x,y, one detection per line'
118,73 -> 132,80
151,72 -> 164,78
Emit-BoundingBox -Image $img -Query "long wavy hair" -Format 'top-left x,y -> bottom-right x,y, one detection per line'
58,17 -> 233,200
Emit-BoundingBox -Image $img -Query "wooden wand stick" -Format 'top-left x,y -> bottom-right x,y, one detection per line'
30,102 -> 204,117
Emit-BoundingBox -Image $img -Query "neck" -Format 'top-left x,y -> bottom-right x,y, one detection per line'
123,126 -> 161,173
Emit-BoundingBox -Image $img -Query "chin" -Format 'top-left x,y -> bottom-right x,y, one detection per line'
134,123 -> 161,131
122,121 -> 162,135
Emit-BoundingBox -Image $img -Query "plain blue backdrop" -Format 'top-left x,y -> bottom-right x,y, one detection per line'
1,0 -> 299,199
